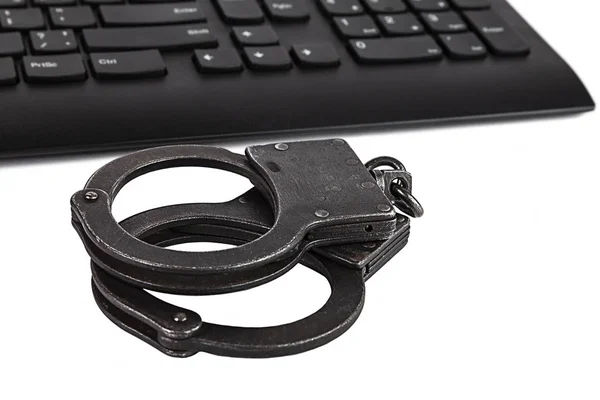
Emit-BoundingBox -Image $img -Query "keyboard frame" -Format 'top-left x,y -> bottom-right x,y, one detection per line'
0,0 -> 595,157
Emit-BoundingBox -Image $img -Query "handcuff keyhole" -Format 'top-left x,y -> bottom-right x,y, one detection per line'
266,162 -> 281,173
364,225 -> 373,232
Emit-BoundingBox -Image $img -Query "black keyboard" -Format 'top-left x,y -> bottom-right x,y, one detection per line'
0,0 -> 594,156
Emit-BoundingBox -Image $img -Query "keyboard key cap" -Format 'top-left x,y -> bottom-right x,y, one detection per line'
349,36 -> 442,63
0,9 -> 45,31
100,3 -> 205,26
33,0 -> 76,6
406,0 -> 448,11
83,0 -> 123,4
0,57 -> 17,85
319,0 -> 363,16
449,0 -> 489,9
464,10 -> 529,56
243,46 -> 292,71
23,53 -> 86,83
291,43 -> 340,68
50,7 -> 97,29
0,32 -> 24,56
363,0 -> 406,13
334,15 -> 380,38
264,0 -> 309,21
421,11 -> 467,33
232,25 -> 278,46
193,48 -> 243,73
0,0 -> 26,8
130,0 -> 185,3
439,32 -> 486,59
90,50 -> 166,79
216,0 -> 264,24
83,24 -> 217,51
377,14 -> 424,36
30,30 -> 78,54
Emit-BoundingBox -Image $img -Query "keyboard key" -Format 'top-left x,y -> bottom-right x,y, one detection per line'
291,43 -> 340,68
0,32 -> 24,56
23,54 -> 86,83
90,50 -> 166,79
264,0 -> 309,21
232,25 -> 278,46
100,3 -> 205,26
193,48 -> 243,73
83,24 -> 217,51
243,46 -> 292,71
0,9 -> 45,31
334,15 -> 380,38
33,0 -> 76,5
0,57 -> 17,85
406,0 -> 448,11
464,10 -> 529,56
449,0 -> 489,9
363,0 -> 406,13
377,14 -> 424,36
319,0 -> 363,16
421,11 -> 467,33
83,0 -> 123,4
130,0 -> 185,3
216,0 -> 264,24
0,0 -> 26,7
50,7 -> 97,29
30,30 -> 78,54
349,36 -> 442,63
439,32 -> 486,59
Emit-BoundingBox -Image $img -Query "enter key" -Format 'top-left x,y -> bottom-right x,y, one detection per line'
464,9 -> 530,56
100,3 -> 205,26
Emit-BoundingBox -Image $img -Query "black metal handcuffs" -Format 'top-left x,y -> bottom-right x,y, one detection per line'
71,139 -> 423,358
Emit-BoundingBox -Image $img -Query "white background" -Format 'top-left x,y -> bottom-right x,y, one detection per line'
1,2 -> 598,399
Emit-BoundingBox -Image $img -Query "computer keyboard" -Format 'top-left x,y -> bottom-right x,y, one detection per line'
0,0 -> 594,156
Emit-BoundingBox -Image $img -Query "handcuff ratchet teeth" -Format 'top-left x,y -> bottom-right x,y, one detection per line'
71,139 -> 423,358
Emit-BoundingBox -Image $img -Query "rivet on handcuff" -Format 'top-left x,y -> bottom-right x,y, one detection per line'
71,139 -> 423,358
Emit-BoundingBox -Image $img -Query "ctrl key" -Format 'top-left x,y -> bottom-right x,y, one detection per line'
0,58 -> 18,86
23,54 -> 87,83
90,50 -> 166,80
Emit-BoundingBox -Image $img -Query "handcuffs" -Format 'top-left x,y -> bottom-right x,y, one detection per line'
71,139 -> 423,358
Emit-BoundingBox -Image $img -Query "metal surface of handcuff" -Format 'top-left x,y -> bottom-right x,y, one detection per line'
71,139 -> 423,358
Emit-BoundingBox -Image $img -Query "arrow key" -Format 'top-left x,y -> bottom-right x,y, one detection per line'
232,26 -> 279,46
243,46 -> 291,71
291,43 -> 340,68
193,48 -> 243,73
